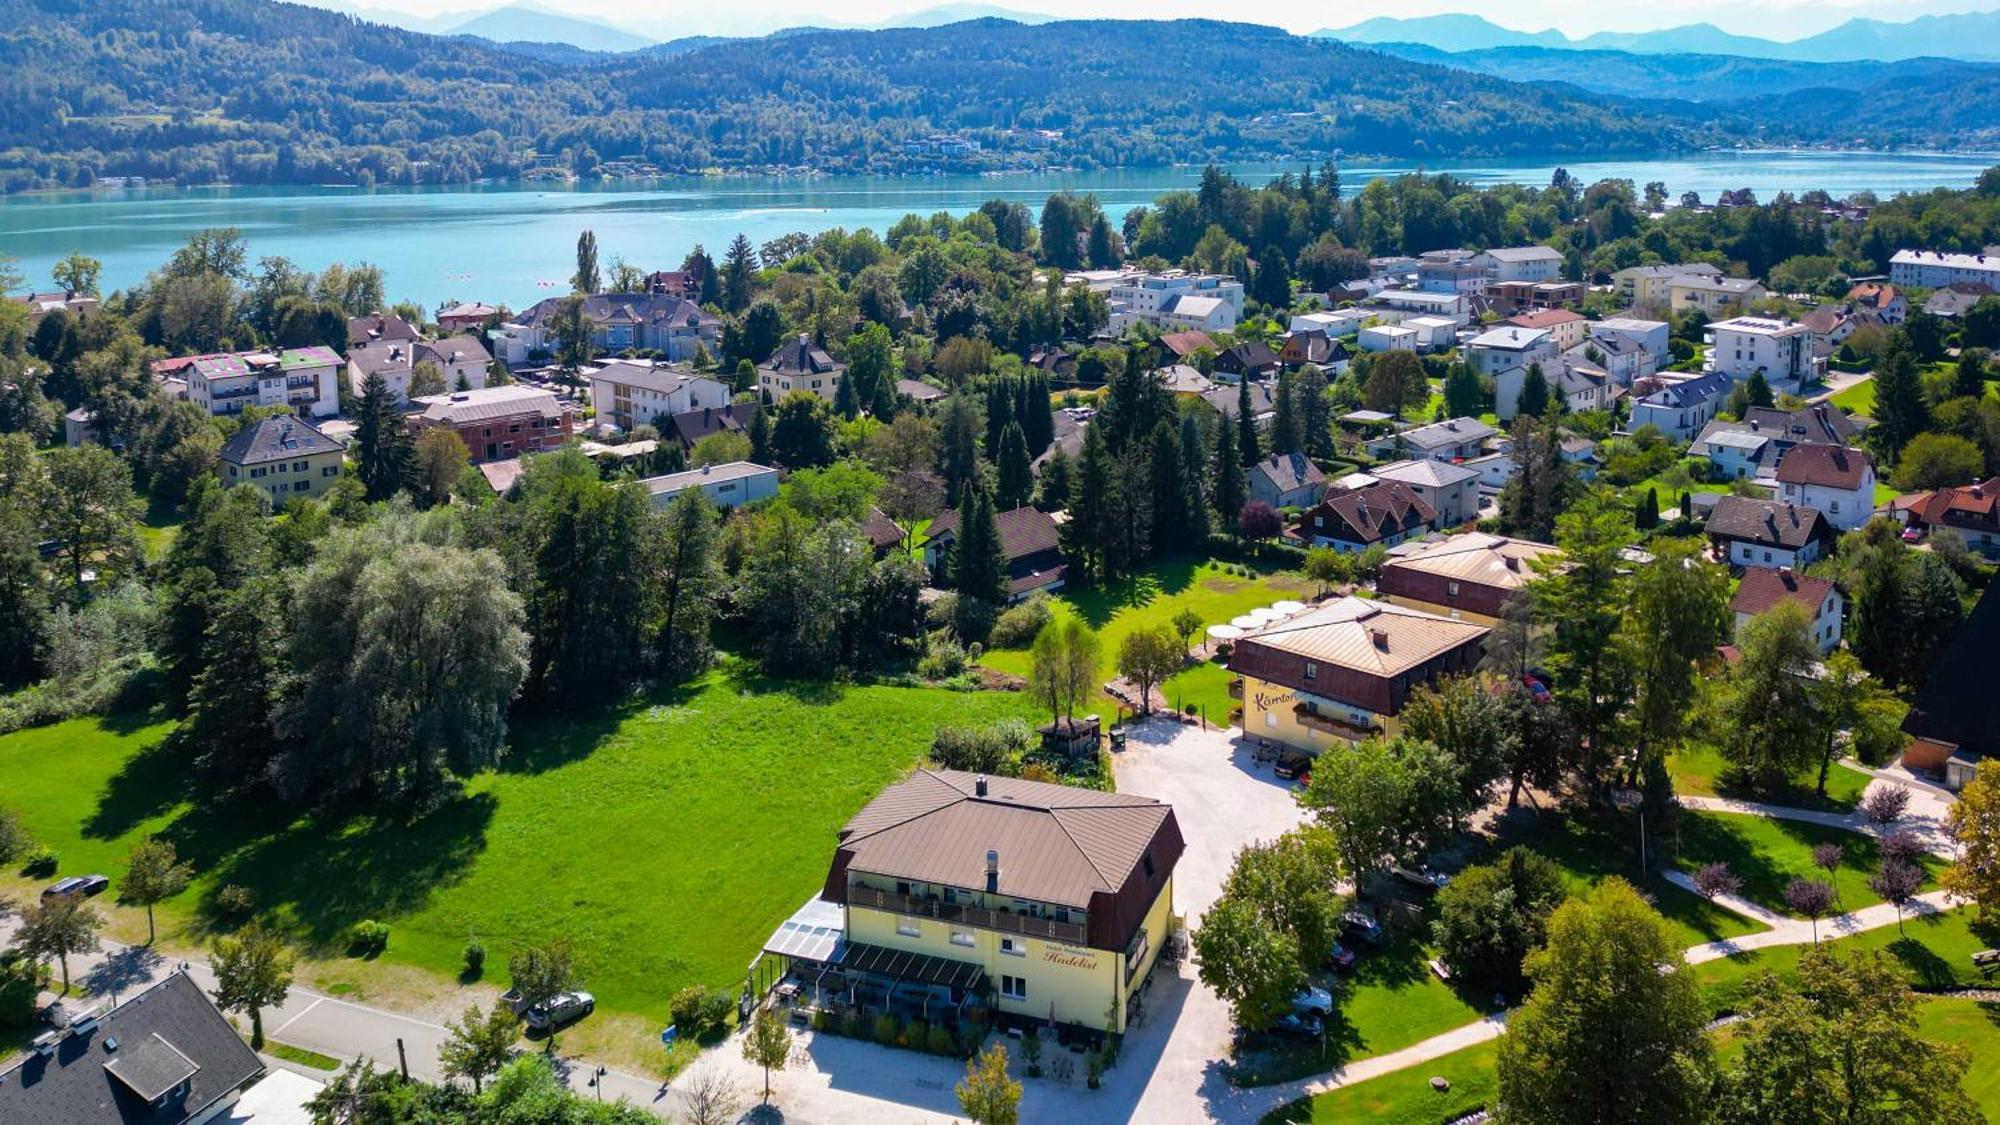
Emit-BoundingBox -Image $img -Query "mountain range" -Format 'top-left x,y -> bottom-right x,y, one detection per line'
1317,10 -> 2000,63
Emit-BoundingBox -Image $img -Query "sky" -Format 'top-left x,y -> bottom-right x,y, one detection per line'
307,0 -> 2000,41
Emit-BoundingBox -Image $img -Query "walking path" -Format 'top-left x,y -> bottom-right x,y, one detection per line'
0,915 -> 682,1117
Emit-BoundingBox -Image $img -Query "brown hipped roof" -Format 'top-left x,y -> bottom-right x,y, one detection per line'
823,770 -> 1183,952
1775,443 -> 1871,489
1705,495 -> 1833,550
1732,566 -> 1837,618
923,505 -> 1061,561
1231,596 -> 1489,679
1299,481 -> 1436,545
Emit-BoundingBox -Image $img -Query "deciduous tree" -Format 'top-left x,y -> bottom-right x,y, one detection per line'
211,922 -> 294,1049
121,837 -> 193,944
956,1043 -> 1023,1125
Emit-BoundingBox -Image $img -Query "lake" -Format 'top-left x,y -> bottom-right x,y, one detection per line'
2,150 -> 1994,312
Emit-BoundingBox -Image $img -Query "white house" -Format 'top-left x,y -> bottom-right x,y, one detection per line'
1706,496 -> 1836,570
1090,270 -> 1245,333
640,461 -> 779,510
1670,276 -> 1768,314
1367,416 -> 1499,463
1629,371 -> 1732,442
1774,443 -> 1876,531
1418,260 -> 1488,294
1709,316 -> 1818,392
1588,317 -> 1671,372
1732,567 -> 1844,652
1358,324 -> 1418,353
1403,316 -> 1460,352
1289,309 -> 1370,338
1370,458 -> 1482,527
589,361 -> 731,432
187,348 -> 342,418
346,335 -> 492,404
1705,429 -> 1772,480
1564,334 -> 1651,386
1890,249 -> 2000,291
1471,246 -> 1563,284
1366,289 -> 1472,327
1505,308 -> 1586,352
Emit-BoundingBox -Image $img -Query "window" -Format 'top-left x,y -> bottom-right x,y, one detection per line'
950,929 -> 974,948
228,466 -> 238,478
1000,937 -> 1025,957
1000,975 -> 1027,1001
1304,662 -> 1317,680
250,467 -> 265,478
294,460 -> 307,472
1447,581 -> 1460,596
1264,712 -> 1277,730
897,918 -> 921,938
1763,551 -> 1774,563
322,466 -> 337,477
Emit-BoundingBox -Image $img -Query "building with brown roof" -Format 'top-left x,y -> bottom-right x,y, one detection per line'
1895,477 -> 2000,553
1230,597 -> 1488,752
920,505 -> 1066,602
1294,481 -> 1437,552
1731,566 -> 1843,651
1377,532 -> 1559,624
409,385 -> 574,463
861,507 -> 906,557
1156,330 -> 1215,362
1774,443 -> 1876,530
1504,308 -> 1587,351
1705,495 -> 1837,570
804,769 -> 1181,1035
1213,341 -> 1279,382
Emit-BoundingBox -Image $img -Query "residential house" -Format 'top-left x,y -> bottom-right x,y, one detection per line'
1279,330 -> 1351,371
1900,585 -> 2000,789
1470,246 -> 1563,284
802,769 -> 1181,1034
1357,324 -> 1418,353
346,313 -> 420,349
514,292 -> 721,362
1924,282 -> 1994,319
1199,380 -> 1276,426
1743,403 -> 1864,449
1892,478 -> 2000,552
1487,280 -> 1585,313
1156,364 -> 1216,397
666,402 -> 758,451
1377,532 -> 1560,624
1026,348 -> 1078,382
347,335 -> 492,403
187,348 -> 342,418
1703,428 -> 1774,480
645,267 -> 705,300
436,302 -> 502,333
1213,341 -> 1280,383
1402,316 -> 1460,352
1369,459 -> 1481,527
1709,316 -> 1818,392
861,507 -> 907,557
922,505 -> 1068,602
1505,308 -> 1587,352
1289,309 -> 1371,338
1774,443 -> 1876,531
1612,263 -> 1723,308
1295,481 -> 1437,552
1844,282 -> 1906,324
1230,597 -> 1488,750
1732,566 -> 1843,652
1248,452 -> 1327,510
13,289 -> 98,326
1156,330 -> 1216,363
410,385 -> 574,463
1551,357 -> 1618,415
1464,450 -> 1517,490
759,334 -> 846,401
589,361 -> 730,431
1565,333 -> 1651,386
1366,416 -> 1498,463
641,461 -> 778,510
1467,325 -> 1558,412
0,971 -> 264,1125
1085,270 -> 1244,334
898,378 -> 948,404
218,415 -> 345,505
1589,317 -> 1672,371
1800,305 -> 1857,353
1890,249 -> 2000,291
1669,276 -> 1768,314
1418,259 -> 1488,294
1705,496 -> 1836,569
1629,371 -> 1732,442
1366,289 -> 1472,327
63,407 -> 98,447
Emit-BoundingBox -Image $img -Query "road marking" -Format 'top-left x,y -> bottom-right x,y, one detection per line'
271,995 -> 325,1036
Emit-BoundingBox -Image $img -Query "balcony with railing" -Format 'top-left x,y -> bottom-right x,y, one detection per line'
848,885 -> 1088,946
1293,703 -> 1380,741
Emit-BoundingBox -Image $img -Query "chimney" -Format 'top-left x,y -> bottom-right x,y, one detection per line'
1369,628 -> 1390,651
975,774 -> 988,797
1503,554 -> 1520,572
986,849 -> 1000,893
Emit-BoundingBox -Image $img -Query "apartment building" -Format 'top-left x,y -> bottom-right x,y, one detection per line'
1709,316 -> 1818,391
409,385 -> 574,463
186,348 -> 342,418
589,361 -> 730,431
758,334 -> 846,401
1889,248 -> 2000,291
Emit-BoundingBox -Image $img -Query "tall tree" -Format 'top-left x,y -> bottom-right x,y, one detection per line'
1177,413 -> 1212,545
1442,360 -> 1483,419
211,922 -> 294,1049
15,896 -> 102,994
439,1001 -> 520,1095
655,488 -> 721,678
1530,489 -> 1632,782
1496,880 -> 1714,1125
38,444 -> 142,596
1062,422 -> 1116,582
1719,601 -> 1824,794
412,428 -> 469,509
1872,330 -> 1932,461
1297,363 -> 1332,458
937,391 -> 984,500
352,371 -> 413,502
1147,418 -> 1189,555
186,576 -> 286,790
948,482 -> 1010,607
1516,363 -> 1551,419
994,421 -> 1033,510
722,233 -> 757,312
1211,416 -> 1245,527
1623,538 -> 1729,803
1270,369 -> 1300,455
1945,771 -> 2000,923
121,838 -> 193,944
1235,374 -> 1261,466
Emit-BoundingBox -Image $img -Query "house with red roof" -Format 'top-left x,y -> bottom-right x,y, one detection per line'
1731,566 -> 1843,652
1893,478 -> 2000,553
1775,443 -> 1876,531
1293,480 -> 1437,553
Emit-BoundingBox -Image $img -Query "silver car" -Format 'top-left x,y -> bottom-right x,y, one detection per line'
523,991 -> 595,1030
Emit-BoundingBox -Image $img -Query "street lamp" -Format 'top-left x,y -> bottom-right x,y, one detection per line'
588,1065 -> 607,1101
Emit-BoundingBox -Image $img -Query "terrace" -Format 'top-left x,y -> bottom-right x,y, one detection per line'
847,884 -> 1089,945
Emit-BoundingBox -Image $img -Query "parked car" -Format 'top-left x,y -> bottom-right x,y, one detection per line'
1520,673 -> 1552,704
1392,863 -> 1452,892
1270,1010 -> 1324,1039
1341,907 -> 1385,945
1291,985 -> 1334,1016
522,991 -> 595,1030
1273,750 -> 1312,779
1325,941 -> 1358,971
41,875 -> 109,901
1901,526 -> 1924,543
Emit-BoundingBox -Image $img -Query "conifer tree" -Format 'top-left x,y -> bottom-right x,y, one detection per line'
1237,375 -> 1262,466
949,482 -> 1010,606
353,370 -> 413,501
995,421 -> 1033,510
1212,414 -> 1245,527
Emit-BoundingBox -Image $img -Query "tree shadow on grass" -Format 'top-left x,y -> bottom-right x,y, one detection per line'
1886,934 -> 1961,990
83,731 -> 192,841
1064,557 -> 1203,628
150,788 -> 497,952
501,677 -> 710,775
717,662 -> 847,707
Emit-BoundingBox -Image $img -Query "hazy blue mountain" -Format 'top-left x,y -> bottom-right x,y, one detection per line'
442,3 -> 653,51
1360,42 -> 1997,102
1792,10 -> 2000,63
1319,9 -> 2000,63
883,4 -> 1058,28
1314,14 -> 1565,52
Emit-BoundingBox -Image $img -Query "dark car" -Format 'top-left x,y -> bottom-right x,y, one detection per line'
1341,907 -> 1385,945
1273,750 -> 1312,779
41,875 -> 109,901
1325,941 -> 1358,971
1392,863 -> 1452,892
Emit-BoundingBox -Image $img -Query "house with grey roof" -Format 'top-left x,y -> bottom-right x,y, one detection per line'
218,415 -> 345,505
1630,371 -> 1732,442
1706,495 -> 1836,570
1249,452 -> 1327,510
758,334 -> 845,401
0,971 -> 263,1125
1365,417 -> 1498,463
587,360 -> 729,432
515,292 -> 720,363
1370,458 -> 1482,526
640,461 -> 778,510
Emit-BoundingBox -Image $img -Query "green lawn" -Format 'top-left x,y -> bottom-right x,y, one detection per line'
1914,998 -> 2000,1117
1671,810 -> 1942,918
1829,377 -> 1875,415
1616,458 -> 1730,514
266,1041 -> 343,1071
138,489 -> 182,562
1667,744 -> 1869,812
981,558 -> 1310,723
1232,926 -> 1486,1087
1264,1039 -> 1499,1124
1693,904 -> 1993,1013
0,667 -> 1040,1031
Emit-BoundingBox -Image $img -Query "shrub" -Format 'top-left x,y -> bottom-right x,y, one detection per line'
21,848 -> 56,877
0,810 -> 31,865
462,940 -> 486,978
0,950 -> 50,1031
1861,786 -> 1911,826
917,639 -> 968,680
813,1009 -> 834,1033
670,986 -> 707,1030
926,1026 -> 957,1055
872,1013 -> 901,1046
214,884 -> 254,917
349,920 -> 391,956
952,595 -> 998,645
989,595 -> 1053,649
906,1018 -> 928,1049
697,987 -> 734,1033
930,719 -> 1032,774
841,1013 -> 863,1039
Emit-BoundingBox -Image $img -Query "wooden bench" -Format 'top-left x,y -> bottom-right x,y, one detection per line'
1428,958 -> 1454,983
1971,949 -> 2000,972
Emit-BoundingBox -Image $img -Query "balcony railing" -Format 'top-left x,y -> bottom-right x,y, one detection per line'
1226,678 -> 1243,701
1293,704 -> 1380,741
849,886 -> 1088,946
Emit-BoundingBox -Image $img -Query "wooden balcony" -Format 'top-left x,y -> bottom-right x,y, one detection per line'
1293,704 -> 1380,741
1226,678 -> 1243,701
849,886 -> 1089,946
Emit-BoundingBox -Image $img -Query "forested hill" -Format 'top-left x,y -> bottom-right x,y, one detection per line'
0,0 -> 1700,190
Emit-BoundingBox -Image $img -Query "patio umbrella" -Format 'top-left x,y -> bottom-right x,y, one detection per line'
1229,614 -> 1262,630
1206,623 -> 1245,641
1245,607 -> 1283,626
1271,600 -> 1307,615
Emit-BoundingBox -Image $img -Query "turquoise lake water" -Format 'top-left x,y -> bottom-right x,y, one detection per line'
2,151 -> 1993,311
